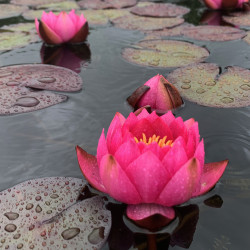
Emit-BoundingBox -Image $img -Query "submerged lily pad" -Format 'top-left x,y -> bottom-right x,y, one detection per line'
0,64 -> 83,92
10,0 -> 64,7
112,14 -> 184,31
0,177 -> 111,249
181,25 -> 245,41
36,1 -> 80,11
223,12 -> 250,27
130,3 -> 190,17
167,63 -> 250,108
123,40 -> 209,68
78,0 -> 137,9
0,4 -> 28,19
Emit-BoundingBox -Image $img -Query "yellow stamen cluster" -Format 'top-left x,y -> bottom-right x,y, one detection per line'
134,133 -> 173,147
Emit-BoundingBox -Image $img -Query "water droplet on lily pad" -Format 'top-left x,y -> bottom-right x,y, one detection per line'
168,63 -> 250,107
4,212 -> 19,221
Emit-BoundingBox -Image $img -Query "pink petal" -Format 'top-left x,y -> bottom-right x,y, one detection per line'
114,139 -> 140,170
96,129 -> 108,166
126,203 -> 175,221
184,118 -> 195,130
99,154 -> 142,204
204,0 -> 222,9
157,158 -> 201,207
140,142 -> 171,160
194,139 -> 205,169
76,146 -> 106,192
151,117 -> 173,140
162,136 -> 188,176
130,118 -> 155,139
193,159 -> 228,197
126,151 -> 169,203
160,111 -> 175,127
169,116 -> 187,140
186,122 -> 200,158
136,108 -> 151,120
35,18 -> 40,36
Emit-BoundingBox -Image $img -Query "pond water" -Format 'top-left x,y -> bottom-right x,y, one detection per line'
0,0 -> 249,249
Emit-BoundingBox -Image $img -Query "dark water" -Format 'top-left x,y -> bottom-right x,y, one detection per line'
0,0 -> 249,249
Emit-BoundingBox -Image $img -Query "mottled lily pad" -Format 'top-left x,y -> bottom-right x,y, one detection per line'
223,12 -> 250,27
112,15 -> 184,31
123,40 -> 209,68
181,25 -> 245,41
243,31 -> 250,44
1,23 -> 36,33
0,64 -> 83,92
10,0 -> 64,7
0,177 -> 111,249
23,10 -> 60,21
36,1 -> 80,11
130,3 -> 190,17
0,4 -> 28,19
167,63 -> 250,108
78,0 -> 137,10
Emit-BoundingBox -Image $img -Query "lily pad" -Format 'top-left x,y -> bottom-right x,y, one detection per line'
10,0 -> 64,7
122,40 -> 209,68
36,1 -> 80,11
112,14 -> 184,31
78,0 -> 137,10
181,25 -> 245,41
243,31 -> 250,44
223,12 -> 250,27
23,10 -> 60,21
1,23 -> 36,33
0,64 -> 83,92
167,63 -> 250,108
0,4 -> 28,19
130,3 -> 190,17
0,177 -> 111,249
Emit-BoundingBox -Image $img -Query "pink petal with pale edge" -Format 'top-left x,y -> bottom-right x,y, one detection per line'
96,129 -> 108,166
194,139 -> 205,169
99,154 -> 142,204
192,159 -> 228,197
126,151 -> 170,203
184,118 -> 195,130
126,203 -> 175,221
157,158 -> 201,207
186,122 -> 200,158
76,146 -> 106,192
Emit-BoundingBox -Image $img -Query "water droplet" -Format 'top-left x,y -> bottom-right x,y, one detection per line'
181,84 -> 191,89
6,81 -> 20,86
17,243 -> 23,249
240,84 -> 250,91
15,97 -> 40,108
35,205 -> 42,213
197,65 -> 204,70
243,79 -> 250,83
88,227 -> 105,245
205,81 -> 216,86
46,210 -> 52,214
183,79 -> 191,83
38,77 -> 56,84
5,224 -> 17,232
221,97 -> 234,104
26,203 -> 34,210
50,194 -> 59,199
61,228 -> 80,240
1,239 -> 5,243
35,196 -> 41,201
4,212 -> 19,220
45,201 -> 50,206
13,233 -> 21,239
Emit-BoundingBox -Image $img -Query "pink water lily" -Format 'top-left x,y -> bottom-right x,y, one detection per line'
127,74 -> 183,112
203,0 -> 248,9
76,110 -> 228,221
35,10 -> 88,45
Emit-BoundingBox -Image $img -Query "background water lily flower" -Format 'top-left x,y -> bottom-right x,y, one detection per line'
203,0 -> 248,9
76,110 -> 228,222
35,10 -> 88,45
127,74 -> 183,113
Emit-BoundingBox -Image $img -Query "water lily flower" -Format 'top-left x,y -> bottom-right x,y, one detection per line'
127,74 -> 183,113
76,110 -> 228,222
35,10 -> 88,45
203,0 -> 248,9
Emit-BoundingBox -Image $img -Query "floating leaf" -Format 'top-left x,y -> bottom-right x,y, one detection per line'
181,25 -> 245,41
0,64 -> 83,92
167,63 -> 250,108
0,4 -> 28,19
112,15 -> 184,31
0,177 -> 111,249
23,10 -> 60,21
78,0 -> 137,10
10,0 -> 64,7
36,1 -> 80,11
1,23 -> 36,33
223,12 -> 250,27
243,31 -> 250,44
130,3 -> 190,18
123,40 -> 209,68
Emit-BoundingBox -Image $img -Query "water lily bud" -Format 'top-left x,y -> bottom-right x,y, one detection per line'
127,74 -> 183,113
35,10 -> 89,45
203,0 -> 248,10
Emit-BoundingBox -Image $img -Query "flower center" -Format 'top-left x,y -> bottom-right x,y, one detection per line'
134,133 -> 173,147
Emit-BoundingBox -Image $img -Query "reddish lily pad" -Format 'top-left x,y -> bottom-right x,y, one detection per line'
0,64 -> 83,92
123,40 -> 209,68
0,177 -> 111,249
181,25 -> 245,41
223,12 -> 250,27
0,4 -> 28,19
10,0 -> 64,7
130,3 -> 190,17
78,0 -> 137,10
167,63 -> 250,108
112,15 -> 184,31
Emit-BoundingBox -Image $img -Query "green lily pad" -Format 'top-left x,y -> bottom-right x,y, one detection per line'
112,15 -> 184,31
22,10 -> 60,21
0,4 -> 28,19
36,1 -> 80,11
122,40 -> 209,68
181,25 -> 246,41
10,0 -> 64,7
223,12 -> 250,27
0,177 -> 111,249
167,63 -> 250,108
130,3 -> 190,18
